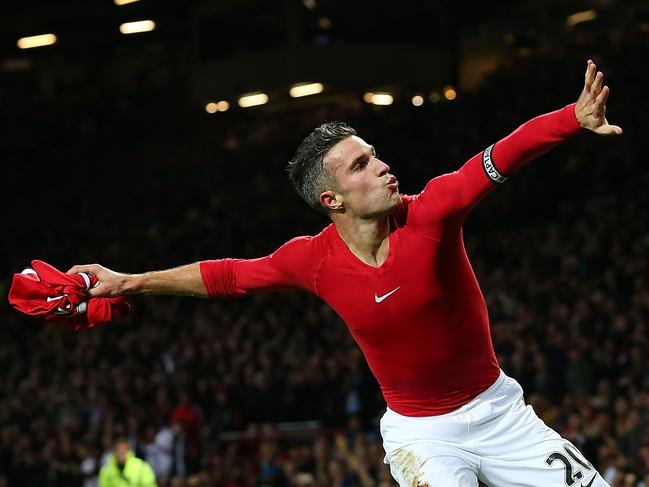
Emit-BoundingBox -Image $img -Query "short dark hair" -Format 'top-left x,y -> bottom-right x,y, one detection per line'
286,121 -> 357,213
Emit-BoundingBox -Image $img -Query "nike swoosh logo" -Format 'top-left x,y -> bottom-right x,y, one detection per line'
581,475 -> 596,487
46,296 -> 64,302
374,287 -> 400,303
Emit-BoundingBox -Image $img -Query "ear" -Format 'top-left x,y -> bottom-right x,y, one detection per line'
320,190 -> 343,212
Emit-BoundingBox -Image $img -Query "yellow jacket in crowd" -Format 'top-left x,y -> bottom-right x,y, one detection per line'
99,450 -> 158,487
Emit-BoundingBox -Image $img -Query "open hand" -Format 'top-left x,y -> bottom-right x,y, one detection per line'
575,59 -> 623,136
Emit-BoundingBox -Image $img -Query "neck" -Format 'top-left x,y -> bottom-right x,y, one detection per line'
332,214 -> 391,267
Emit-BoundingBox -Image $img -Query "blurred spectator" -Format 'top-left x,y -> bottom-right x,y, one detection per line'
143,422 -> 175,487
170,390 -> 204,477
98,438 -> 157,487
80,441 -> 101,487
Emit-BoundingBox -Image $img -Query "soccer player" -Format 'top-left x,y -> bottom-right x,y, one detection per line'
69,60 -> 621,486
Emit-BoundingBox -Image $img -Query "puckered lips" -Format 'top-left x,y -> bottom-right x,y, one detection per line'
386,175 -> 399,191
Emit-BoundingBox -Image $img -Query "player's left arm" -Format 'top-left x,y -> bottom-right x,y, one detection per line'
419,59 -> 622,220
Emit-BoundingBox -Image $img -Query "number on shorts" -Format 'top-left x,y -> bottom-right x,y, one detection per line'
564,443 -> 593,471
545,444 -> 593,486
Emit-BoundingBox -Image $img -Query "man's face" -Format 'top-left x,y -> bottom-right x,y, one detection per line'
115,442 -> 129,464
323,136 -> 401,218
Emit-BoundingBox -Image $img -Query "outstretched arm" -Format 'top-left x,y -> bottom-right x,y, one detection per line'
417,59 -> 622,220
66,236 -> 320,299
66,262 -> 208,298
488,59 -> 622,176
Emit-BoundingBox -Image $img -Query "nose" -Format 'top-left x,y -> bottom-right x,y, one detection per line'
377,159 -> 390,176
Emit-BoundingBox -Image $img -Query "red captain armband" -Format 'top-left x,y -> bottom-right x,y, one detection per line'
199,259 -> 244,298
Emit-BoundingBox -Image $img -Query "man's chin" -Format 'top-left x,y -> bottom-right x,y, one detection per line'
382,194 -> 403,216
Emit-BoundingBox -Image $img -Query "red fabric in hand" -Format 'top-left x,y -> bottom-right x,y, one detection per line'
8,260 -> 130,331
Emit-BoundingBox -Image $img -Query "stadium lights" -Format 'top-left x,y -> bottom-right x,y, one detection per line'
412,95 -> 424,107
205,101 -> 230,113
566,10 -> 597,28
238,92 -> 269,108
318,17 -> 332,30
17,33 -> 57,49
443,86 -> 457,101
289,82 -> 324,98
114,0 -> 140,5
363,92 -> 393,106
119,20 -> 156,35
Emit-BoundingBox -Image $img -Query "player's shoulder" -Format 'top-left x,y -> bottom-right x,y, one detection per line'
412,174 -> 459,207
393,182 -> 439,217
269,228 -> 332,280
273,226 -> 332,258
393,175 -> 456,227
282,225 -> 329,247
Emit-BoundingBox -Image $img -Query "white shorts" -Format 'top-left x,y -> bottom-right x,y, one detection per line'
380,370 -> 610,487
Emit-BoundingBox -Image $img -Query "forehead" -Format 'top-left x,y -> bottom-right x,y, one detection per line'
326,135 -> 372,169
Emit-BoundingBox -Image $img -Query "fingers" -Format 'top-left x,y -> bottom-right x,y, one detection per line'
604,121 -> 623,135
65,263 -> 120,297
87,283 -> 105,298
583,60 -> 605,99
591,70 -> 604,99
584,60 -> 596,92
609,124 -> 623,135
66,264 -> 104,296
595,121 -> 623,136
599,125 -> 623,136
594,85 -> 609,113
580,59 -> 621,136
67,264 -> 100,275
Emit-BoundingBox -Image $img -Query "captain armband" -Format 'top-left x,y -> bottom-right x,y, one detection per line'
482,144 -> 508,184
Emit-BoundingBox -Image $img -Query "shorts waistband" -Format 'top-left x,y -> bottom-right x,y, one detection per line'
384,370 -> 506,421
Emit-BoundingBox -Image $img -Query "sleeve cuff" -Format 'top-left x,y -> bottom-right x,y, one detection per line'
199,259 -> 244,298
561,102 -> 586,136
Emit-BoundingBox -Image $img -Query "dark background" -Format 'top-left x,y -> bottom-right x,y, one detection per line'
1,0 -> 648,486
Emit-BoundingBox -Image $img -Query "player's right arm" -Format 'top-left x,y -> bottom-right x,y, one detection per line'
67,236 -> 320,299
67,262 -> 208,298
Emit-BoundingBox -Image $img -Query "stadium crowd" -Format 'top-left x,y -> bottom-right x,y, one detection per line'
2,20 -> 649,487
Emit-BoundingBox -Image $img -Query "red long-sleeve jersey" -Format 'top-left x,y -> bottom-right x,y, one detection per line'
201,104 -> 583,416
